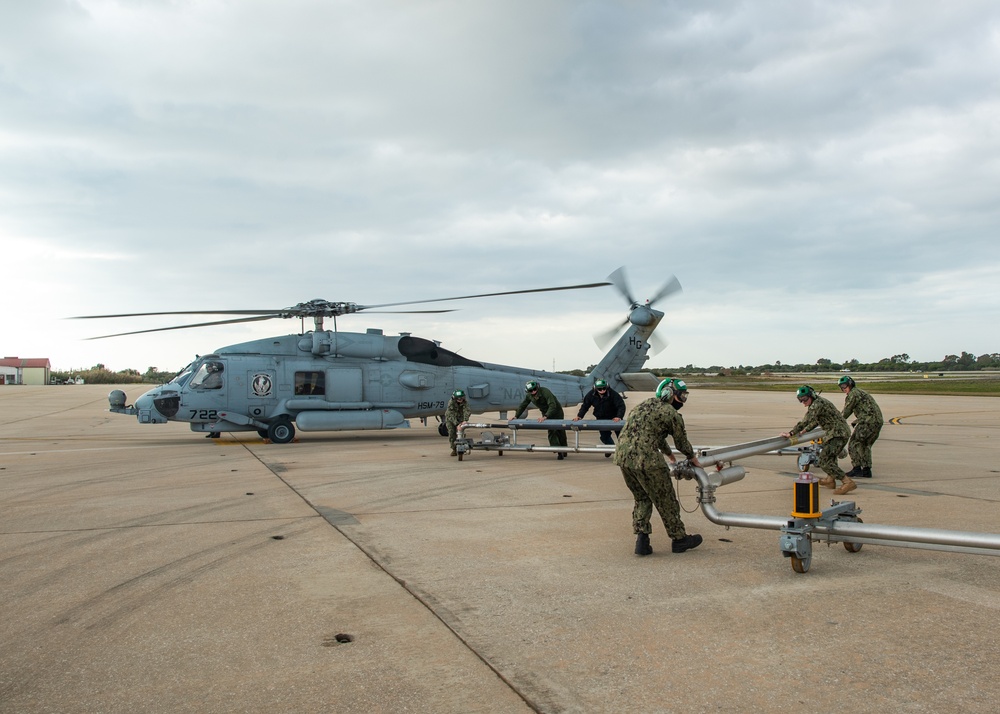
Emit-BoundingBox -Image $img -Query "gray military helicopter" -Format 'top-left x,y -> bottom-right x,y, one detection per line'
74,269 -> 680,443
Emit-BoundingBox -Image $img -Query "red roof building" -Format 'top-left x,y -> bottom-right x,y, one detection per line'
0,357 -> 52,385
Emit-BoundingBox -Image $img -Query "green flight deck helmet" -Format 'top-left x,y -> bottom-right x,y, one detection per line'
796,385 -> 817,403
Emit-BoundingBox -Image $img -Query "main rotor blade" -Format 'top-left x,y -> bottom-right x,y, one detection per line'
354,309 -> 456,314
361,281 -> 611,310
84,315 -> 279,340
71,309 -> 283,319
70,281 -> 610,321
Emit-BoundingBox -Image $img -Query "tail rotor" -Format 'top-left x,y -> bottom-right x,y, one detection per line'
594,267 -> 682,355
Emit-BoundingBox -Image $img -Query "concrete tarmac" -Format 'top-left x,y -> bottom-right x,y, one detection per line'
1,384 -> 998,713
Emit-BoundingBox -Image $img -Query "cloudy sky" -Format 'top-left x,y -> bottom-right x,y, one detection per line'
3,0 -> 999,374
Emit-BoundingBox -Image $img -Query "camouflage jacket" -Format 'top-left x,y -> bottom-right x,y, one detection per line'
444,398 -> 471,426
791,395 -> 850,440
613,397 -> 694,468
842,388 -> 883,428
576,387 -> 626,420
515,386 -> 564,420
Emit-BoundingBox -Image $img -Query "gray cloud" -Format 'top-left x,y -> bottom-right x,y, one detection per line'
2,0 -> 998,372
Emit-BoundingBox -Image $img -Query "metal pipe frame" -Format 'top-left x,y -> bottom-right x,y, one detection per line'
683,436 -> 1000,558
456,420 -> 623,456
694,428 -> 826,467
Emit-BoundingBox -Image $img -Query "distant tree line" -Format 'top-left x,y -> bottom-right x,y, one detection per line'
668,351 -> 1000,375
51,365 -> 179,385
565,351 -> 1000,377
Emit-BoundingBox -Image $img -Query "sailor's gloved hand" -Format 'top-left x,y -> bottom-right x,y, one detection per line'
673,460 -> 697,480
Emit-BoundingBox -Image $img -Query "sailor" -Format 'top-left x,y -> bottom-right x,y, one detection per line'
515,380 -> 568,459
573,378 -> 626,457
781,385 -> 855,495
445,389 -> 472,457
613,378 -> 703,555
839,375 -> 883,478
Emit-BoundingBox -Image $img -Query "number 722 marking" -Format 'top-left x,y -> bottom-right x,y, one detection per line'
189,409 -> 219,421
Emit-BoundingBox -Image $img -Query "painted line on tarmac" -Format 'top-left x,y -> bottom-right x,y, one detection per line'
0,444 -> 179,456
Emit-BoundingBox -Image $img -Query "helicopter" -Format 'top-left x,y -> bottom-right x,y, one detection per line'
74,268 -> 680,443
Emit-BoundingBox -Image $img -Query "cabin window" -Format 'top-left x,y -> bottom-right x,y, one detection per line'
294,371 -> 325,395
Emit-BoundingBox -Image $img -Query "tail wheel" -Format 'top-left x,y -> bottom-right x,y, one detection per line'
267,416 -> 295,444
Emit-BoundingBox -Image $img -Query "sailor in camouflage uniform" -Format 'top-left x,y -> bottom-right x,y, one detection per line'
515,380 -> 568,459
781,385 -> 856,495
613,378 -> 703,555
839,376 -> 883,478
445,389 -> 472,457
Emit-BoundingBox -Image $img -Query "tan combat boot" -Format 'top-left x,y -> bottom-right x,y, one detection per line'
450,448 -> 457,457
834,477 -> 857,495
817,475 -> 836,489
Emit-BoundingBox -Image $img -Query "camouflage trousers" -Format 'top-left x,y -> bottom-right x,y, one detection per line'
619,462 -> 687,540
446,415 -> 468,450
818,435 -> 848,482
848,422 -> 882,469
547,430 -> 568,448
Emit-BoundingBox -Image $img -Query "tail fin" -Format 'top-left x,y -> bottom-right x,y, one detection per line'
589,307 -> 663,394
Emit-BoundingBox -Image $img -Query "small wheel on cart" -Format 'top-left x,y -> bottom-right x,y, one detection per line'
791,554 -> 811,573
457,452 -> 464,462
844,517 -> 864,553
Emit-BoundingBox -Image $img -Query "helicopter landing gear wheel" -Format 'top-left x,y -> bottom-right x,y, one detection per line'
257,428 -> 269,439
790,554 -> 811,573
267,417 -> 295,444
844,517 -> 864,553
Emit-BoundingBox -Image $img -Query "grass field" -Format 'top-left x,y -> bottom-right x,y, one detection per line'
676,373 -> 1000,396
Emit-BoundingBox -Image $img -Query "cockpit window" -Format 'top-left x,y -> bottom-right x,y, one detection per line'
190,361 -> 225,389
169,362 -> 196,385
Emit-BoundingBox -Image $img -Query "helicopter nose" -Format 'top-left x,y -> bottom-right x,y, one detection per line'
135,389 -> 171,424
